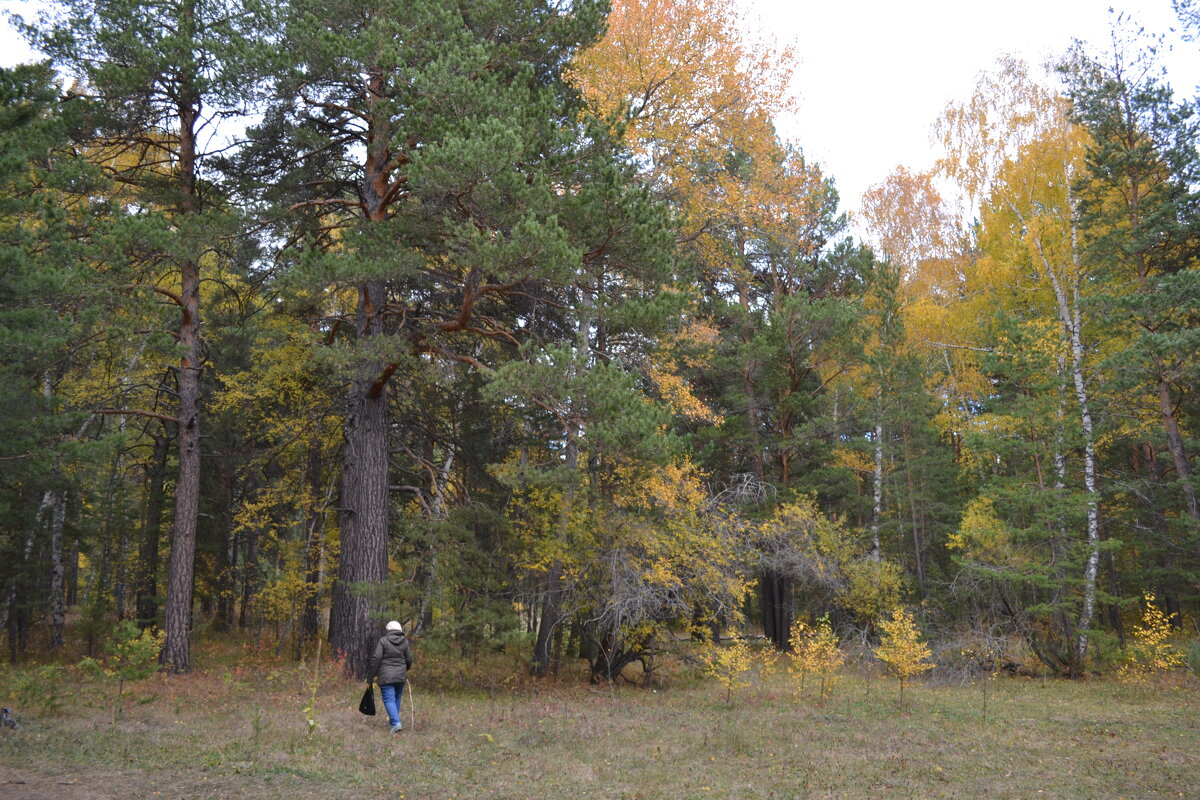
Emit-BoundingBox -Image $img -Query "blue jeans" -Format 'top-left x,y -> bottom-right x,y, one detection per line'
380,681 -> 406,727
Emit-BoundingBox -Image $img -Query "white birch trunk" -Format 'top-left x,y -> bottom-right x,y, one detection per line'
871,417 -> 883,563
1027,211 -> 1099,663
414,452 -> 455,636
1008,174 -> 1101,665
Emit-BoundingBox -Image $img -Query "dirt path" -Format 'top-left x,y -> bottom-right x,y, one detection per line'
2,769 -> 124,799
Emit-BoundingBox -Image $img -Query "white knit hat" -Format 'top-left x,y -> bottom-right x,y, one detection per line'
386,620 -> 403,632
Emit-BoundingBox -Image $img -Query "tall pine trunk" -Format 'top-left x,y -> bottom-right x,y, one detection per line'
531,561 -> 564,677
326,71 -> 399,678
161,63 -> 203,671
329,358 -> 390,678
161,250 -> 201,670
328,276 -> 390,678
870,417 -> 884,563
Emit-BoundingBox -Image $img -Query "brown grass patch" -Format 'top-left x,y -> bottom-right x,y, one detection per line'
2,648 -> 1198,799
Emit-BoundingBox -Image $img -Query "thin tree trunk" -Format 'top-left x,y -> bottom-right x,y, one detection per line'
532,427 -> 579,677
240,528 -> 259,629
65,541 -> 78,607
414,452 -> 455,637
736,275 -> 763,482
300,445 -> 329,649
114,523 -> 130,621
3,516 -> 38,660
1036,244 -> 1099,666
213,528 -> 236,631
1058,234 -> 1099,666
532,286 -> 594,678
1153,364 -> 1199,524
48,489 -> 66,647
136,430 -> 169,628
901,425 -> 925,588
760,573 -> 793,650
1071,337 -> 1099,665
531,507 -> 569,676
1018,185 -> 1100,667
871,417 -> 883,563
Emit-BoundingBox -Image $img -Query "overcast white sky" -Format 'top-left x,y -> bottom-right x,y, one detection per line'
745,0 -> 1200,214
3,0 -> 1198,217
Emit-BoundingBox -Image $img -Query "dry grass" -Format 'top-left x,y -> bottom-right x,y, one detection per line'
2,642 -> 1198,800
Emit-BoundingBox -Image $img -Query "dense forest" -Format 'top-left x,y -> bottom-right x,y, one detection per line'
2,0 -> 1198,684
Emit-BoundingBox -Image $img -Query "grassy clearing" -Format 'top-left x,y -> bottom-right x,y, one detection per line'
2,646 -> 1198,800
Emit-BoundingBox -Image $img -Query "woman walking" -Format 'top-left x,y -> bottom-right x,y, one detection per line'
368,620 -> 414,733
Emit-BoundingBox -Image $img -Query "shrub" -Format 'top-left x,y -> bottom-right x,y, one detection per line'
3,665 -> 68,716
787,615 -> 844,703
1120,593 -> 1183,680
1185,639 -> 1200,677
874,607 -> 933,708
78,621 -> 165,722
702,638 -> 753,704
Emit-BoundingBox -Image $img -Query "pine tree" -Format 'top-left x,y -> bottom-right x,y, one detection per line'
239,0 -> 676,678
1066,36 -> 1200,555
24,0 -> 271,670
0,63 -> 92,657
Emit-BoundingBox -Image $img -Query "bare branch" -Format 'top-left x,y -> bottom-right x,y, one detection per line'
95,408 -> 179,425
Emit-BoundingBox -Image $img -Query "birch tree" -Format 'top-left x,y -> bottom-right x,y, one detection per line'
939,60 -> 1104,670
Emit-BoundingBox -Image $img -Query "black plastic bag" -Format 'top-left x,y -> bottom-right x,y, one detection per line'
359,685 -> 376,716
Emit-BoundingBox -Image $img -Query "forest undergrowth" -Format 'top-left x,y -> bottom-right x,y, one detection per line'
2,637 -> 1198,800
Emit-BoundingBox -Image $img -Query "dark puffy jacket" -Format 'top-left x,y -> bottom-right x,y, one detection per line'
368,631 -> 413,685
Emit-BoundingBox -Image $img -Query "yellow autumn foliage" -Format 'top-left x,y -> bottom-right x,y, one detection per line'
875,607 -> 934,704
702,637 -> 754,704
1120,592 -> 1184,680
507,456 -> 748,649
568,0 -> 794,170
948,496 -> 1020,567
569,0 -> 826,294
831,446 -> 874,476
841,558 -> 904,624
647,363 -> 723,424
787,615 -> 844,703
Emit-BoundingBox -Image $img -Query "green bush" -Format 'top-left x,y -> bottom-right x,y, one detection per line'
1185,639 -> 1200,677
3,664 -> 68,716
78,621 -> 165,722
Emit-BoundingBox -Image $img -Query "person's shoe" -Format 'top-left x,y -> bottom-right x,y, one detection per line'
390,723 -> 403,733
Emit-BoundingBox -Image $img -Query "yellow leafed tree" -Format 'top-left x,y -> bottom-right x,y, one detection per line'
569,0 -> 827,288
702,636 -> 754,705
1120,593 -> 1184,680
875,607 -> 934,708
787,614 -> 844,704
